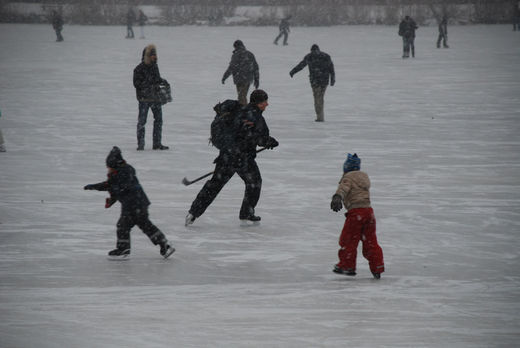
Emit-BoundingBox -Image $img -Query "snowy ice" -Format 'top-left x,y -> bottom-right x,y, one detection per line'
0,23 -> 519,347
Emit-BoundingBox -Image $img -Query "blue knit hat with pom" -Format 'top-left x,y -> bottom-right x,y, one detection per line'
343,153 -> 361,173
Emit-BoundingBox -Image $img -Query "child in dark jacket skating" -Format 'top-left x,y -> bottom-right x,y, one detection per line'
84,146 -> 175,260
330,153 -> 384,278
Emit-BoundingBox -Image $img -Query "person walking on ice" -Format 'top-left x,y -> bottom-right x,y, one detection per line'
84,146 -> 175,260
330,153 -> 384,279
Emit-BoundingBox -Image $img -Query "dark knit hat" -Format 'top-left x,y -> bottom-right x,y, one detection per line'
250,89 -> 268,104
233,40 -> 244,49
343,153 -> 361,173
311,44 -> 320,52
106,146 -> 125,168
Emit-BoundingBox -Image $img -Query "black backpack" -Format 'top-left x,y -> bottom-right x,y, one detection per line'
210,100 -> 242,150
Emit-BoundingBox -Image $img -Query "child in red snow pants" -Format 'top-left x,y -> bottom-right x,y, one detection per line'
338,207 -> 384,274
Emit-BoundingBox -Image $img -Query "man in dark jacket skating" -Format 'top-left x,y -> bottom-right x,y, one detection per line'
399,15 -> 418,58
222,40 -> 260,106
84,146 -> 175,260
274,15 -> 291,46
437,17 -> 449,48
51,10 -> 64,42
185,90 -> 278,226
133,44 -> 169,151
290,44 -> 335,122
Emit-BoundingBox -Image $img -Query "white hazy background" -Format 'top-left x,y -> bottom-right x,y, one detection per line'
0,23 -> 519,348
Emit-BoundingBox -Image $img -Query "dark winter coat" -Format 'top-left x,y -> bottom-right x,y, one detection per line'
87,163 -> 150,212
222,45 -> 259,86
290,45 -> 335,88
438,19 -> 448,35
133,44 -> 164,102
127,9 -> 135,25
138,11 -> 147,26
399,17 -> 418,38
279,17 -> 290,33
234,103 -> 272,159
52,12 -> 63,30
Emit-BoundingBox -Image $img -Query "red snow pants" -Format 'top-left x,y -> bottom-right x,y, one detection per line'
337,207 -> 384,274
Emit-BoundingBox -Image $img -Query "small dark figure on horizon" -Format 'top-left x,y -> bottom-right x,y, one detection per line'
437,17 -> 449,48
274,16 -> 291,46
398,15 -> 418,58
126,8 -> 135,39
51,10 -> 64,42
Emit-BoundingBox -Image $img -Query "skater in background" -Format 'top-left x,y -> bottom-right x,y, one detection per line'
126,8 -> 135,38
185,90 -> 278,226
398,15 -> 418,58
437,17 -> 449,48
513,1 -> 520,31
84,146 -> 175,260
51,10 -> 64,42
289,44 -> 335,122
0,108 -> 5,152
330,153 -> 384,279
222,40 -> 260,106
133,44 -> 169,151
138,9 -> 148,39
274,15 -> 291,45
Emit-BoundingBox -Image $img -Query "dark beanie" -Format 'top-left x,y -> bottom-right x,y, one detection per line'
311,44 -> 320,52
250,89 -> 268,104
106,146 -> 125,168
233,40 -> 244,49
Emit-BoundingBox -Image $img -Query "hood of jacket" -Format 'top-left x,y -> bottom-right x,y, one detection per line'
141,44 -> 157,65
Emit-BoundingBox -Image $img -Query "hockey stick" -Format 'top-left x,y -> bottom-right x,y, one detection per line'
182,147 -> 267,186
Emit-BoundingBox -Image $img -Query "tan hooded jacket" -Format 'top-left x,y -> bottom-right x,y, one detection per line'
335,171 -> 371,211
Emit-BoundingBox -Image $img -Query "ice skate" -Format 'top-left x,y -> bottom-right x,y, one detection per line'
107,248 -> 130,260
333,265 -> 356,276
240,215 -> 261,226
185,213 -> 196,226
160,242 -> 175,259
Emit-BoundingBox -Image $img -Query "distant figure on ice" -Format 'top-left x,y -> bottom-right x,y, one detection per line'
274,15 -> 291,45
84,146 -> 175,260
51,10 -> 64,42
289,44 -> 335,122
222,40 -> 260,106
126,8 -> 135,38
398,15 -> 418,58
0,108 -> 6,152
133,44 -> 170,151
513,1 -> 520,31
437,17 -> 449,48
185,90 -> 278,226
138,9 -> 148,39
330,153 -> 384,279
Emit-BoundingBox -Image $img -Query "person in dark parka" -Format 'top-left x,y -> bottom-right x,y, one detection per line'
126,8 -> 135,39
274,15 -> 291,46
398,15 -> 418,58
290,44 -> 335,122
84,146 -> 175,259
222,40 -> 260,106
51,10 -> 64,42
185,90 -> 278,226
133,44 -> 169,151
437,17 -> 449,48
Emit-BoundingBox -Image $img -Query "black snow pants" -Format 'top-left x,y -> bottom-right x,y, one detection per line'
189,156 -> 262,219
116,207 -> 166,250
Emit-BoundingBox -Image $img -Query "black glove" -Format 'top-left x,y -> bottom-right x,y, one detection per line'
254,80 -> 259,89
289,71 -> 294,78
330,194 -> 343,212
84,184 -> 95,190
265,137 -> 279,149
330,78 -> 335,87
221,78 -> 225,85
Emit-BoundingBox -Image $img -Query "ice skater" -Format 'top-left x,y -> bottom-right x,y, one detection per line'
330,153 -> 384,279
273,15 -> 291,45
398,15 -> 418,58
84,146 -> 175,260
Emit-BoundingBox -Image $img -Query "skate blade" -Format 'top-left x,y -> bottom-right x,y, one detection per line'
107,254 -> 130,261
162,247 -> 176,259
240,220 -> 260,227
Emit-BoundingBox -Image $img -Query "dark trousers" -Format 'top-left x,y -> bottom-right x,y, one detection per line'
236,83 -> 250,106
437,33 -> 448,48
55,29 -> 63,42
189,157 -> 262,219
137,101 -> 163,148
402,36 -> 415,57
116,208 -> 166,250
274,31 -> 288,45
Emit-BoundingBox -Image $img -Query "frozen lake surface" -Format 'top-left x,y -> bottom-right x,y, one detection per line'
0,23 -> 519,347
